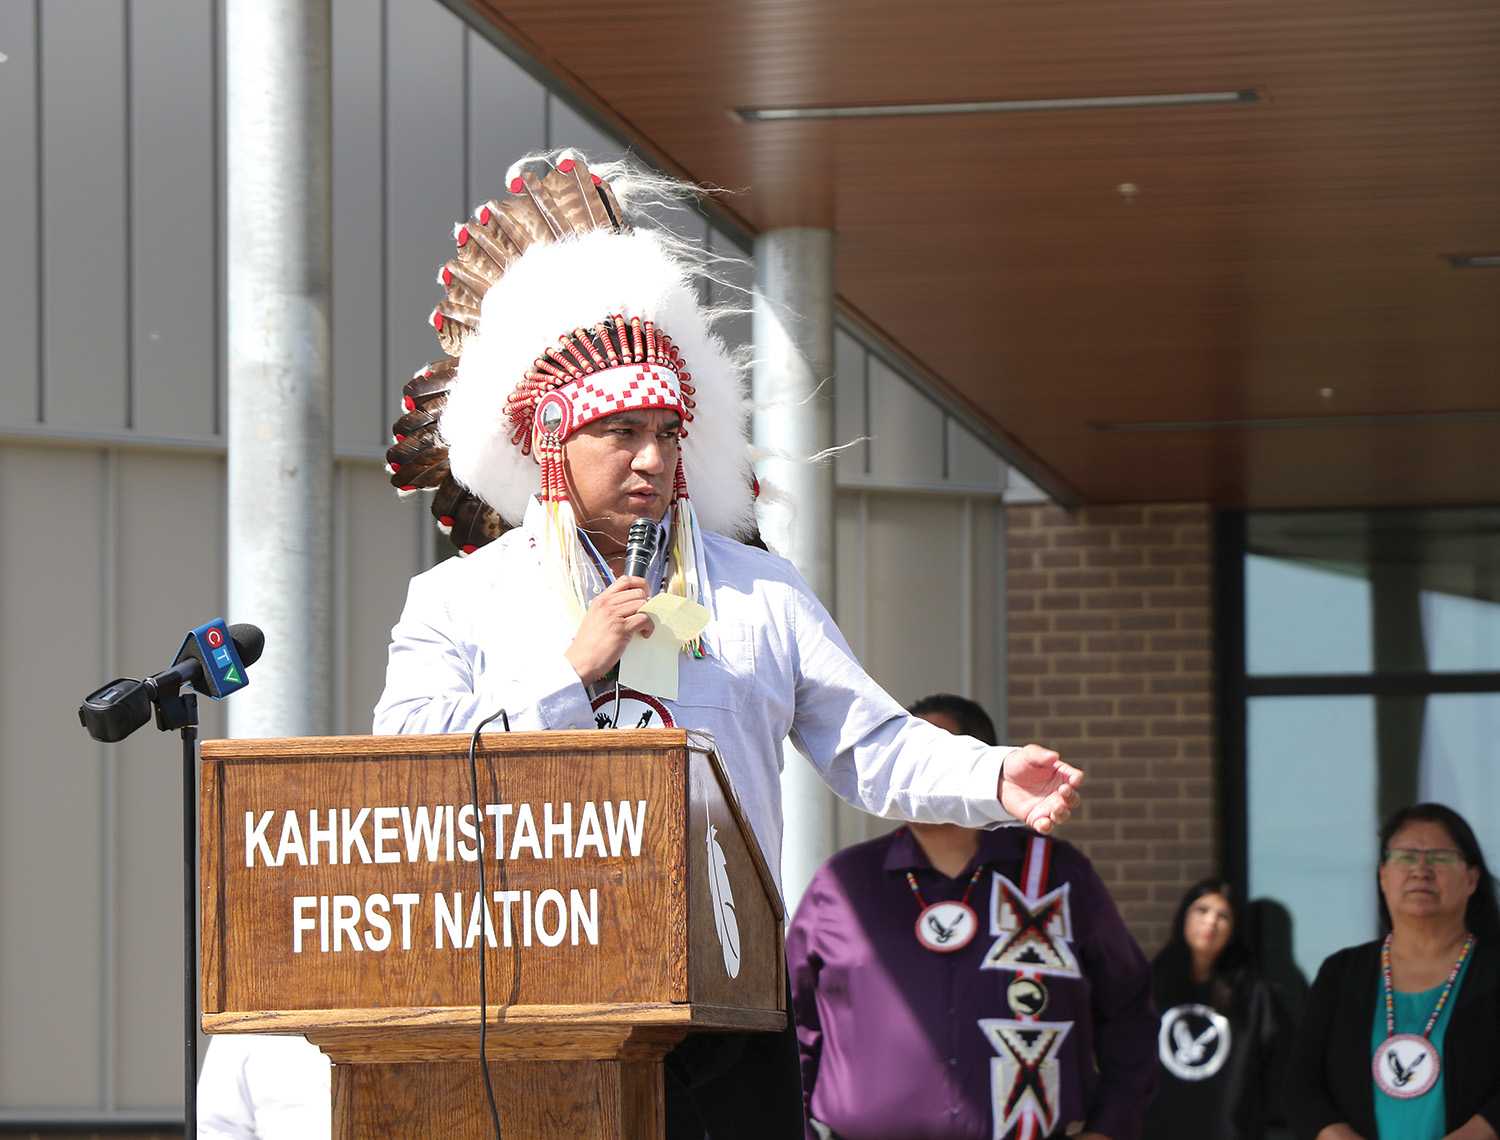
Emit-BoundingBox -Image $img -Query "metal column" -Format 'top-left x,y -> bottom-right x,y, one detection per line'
225,0 -> 335,741
752,228 -> 839,912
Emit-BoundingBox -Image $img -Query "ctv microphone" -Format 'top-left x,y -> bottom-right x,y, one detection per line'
162,620 -> 265,699
77,620 -> 265,743
623,517 -> 658,582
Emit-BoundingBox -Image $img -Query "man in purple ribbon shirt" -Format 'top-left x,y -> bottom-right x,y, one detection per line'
787,694 -> 1157,1140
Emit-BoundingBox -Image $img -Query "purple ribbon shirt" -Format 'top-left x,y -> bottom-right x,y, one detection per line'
787,826 -> 1158,1140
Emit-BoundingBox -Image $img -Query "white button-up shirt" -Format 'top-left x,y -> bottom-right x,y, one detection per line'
374,499 -> 1017,892
197,1035 -> 331,1139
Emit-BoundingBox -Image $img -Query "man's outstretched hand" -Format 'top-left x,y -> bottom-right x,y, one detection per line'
998,745 -> 1084,833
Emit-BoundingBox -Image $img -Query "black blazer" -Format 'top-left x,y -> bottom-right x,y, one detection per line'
1285,937 -> 1500,1139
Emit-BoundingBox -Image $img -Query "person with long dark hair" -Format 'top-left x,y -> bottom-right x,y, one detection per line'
1145,878 -> 1287,1139
1286,803 -> 1500,1140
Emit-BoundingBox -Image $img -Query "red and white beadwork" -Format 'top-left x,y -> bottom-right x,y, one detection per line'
565,363 -> 682,432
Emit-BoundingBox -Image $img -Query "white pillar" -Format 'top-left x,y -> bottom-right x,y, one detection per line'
752,228 -> 839,912
225,0 -> 334,738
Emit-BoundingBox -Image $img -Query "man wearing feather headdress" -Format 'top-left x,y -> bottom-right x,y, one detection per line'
370,150 -> 1084,1136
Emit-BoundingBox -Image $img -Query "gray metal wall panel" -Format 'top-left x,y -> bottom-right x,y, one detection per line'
331,0 -> 387,451
708,226 -> 753,359
546,95 -> 623,164
861,495 -> 969,703
39,0 -> 129,430
0,446 -> 106,1107
833,328 -> 867,481
212,0 -> 226,435
645,192 -> 709,249
340,463 -> 427,733
466,30 -> 545,208
0,3 -> 40,427
385,0 -> 464,420
868,355 -> 945,484
946,417 -> 1005,489
129,0 -> 217,439
970,501 -> 1006,736
659,204 -> 710,252
111,451 -> 226,1110
831,486 -> 1007,848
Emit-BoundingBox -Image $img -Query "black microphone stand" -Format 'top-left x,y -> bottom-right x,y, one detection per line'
151,681 -> 201,1138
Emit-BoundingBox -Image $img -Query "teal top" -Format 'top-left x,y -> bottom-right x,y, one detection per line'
1370,951 -> 1474,1140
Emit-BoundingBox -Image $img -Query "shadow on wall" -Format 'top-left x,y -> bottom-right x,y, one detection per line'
1244,896 -> 1309,1011
1245,896 -> 1307,1140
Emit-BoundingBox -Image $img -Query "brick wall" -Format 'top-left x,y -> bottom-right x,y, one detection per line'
1005,503 -> 1216,955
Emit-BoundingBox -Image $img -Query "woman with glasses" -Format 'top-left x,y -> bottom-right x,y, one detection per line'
1286,803 -> 1500,1140
1145,879 -> 1288,1139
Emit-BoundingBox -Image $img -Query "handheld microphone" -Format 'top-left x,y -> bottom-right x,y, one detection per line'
623,517 -> 658,582
78,621 -> 265,743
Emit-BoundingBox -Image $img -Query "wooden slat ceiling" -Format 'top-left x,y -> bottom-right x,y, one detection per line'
471,0 -> 1500,507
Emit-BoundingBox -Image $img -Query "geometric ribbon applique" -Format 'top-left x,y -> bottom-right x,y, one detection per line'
981,873 -> 1081,979
979,1018 -> 1073,1140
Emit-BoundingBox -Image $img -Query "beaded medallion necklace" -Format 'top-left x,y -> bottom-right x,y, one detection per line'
1372,931 -> 1475,1100
905,864 -> 986,954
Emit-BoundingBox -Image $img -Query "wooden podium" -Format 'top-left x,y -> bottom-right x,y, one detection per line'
199,729 -> 786,1138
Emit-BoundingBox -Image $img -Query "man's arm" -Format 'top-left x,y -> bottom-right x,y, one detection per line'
1072,855 -> 1157,1140
782,572 -> 1079,828
372,574 -> 594,734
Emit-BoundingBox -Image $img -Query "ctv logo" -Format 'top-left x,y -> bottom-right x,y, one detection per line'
184,620 -> 247,697
212,644 -> 242,685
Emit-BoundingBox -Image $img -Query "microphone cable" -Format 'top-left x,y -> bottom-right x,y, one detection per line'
467,706 -> 511,1140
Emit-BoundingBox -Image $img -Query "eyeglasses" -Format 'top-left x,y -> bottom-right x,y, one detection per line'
1384,848 -> 1466,869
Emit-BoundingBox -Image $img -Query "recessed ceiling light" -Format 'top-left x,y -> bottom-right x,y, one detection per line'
1446,254 -> 1500,269
1093,409 -> 1500,432
734,89 -> 1259,123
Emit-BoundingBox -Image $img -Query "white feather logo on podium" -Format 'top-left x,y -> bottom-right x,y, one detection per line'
706,806 -> 741,978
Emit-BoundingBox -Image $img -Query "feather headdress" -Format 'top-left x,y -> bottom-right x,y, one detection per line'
386,150 -> 755,631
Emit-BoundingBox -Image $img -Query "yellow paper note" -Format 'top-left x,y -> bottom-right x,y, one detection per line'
640,595 -> 710,643
617,596 -> 710,700
619,631 -> 681,700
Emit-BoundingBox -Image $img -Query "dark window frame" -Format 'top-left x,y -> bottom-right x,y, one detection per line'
1215,507 -> 1500,905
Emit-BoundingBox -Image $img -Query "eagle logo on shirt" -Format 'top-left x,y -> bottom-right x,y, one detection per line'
1158,1004 -> 1231,1081
981,874 -> 1080,979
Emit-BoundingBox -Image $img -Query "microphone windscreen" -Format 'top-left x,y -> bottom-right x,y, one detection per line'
230,623 -> 266,668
